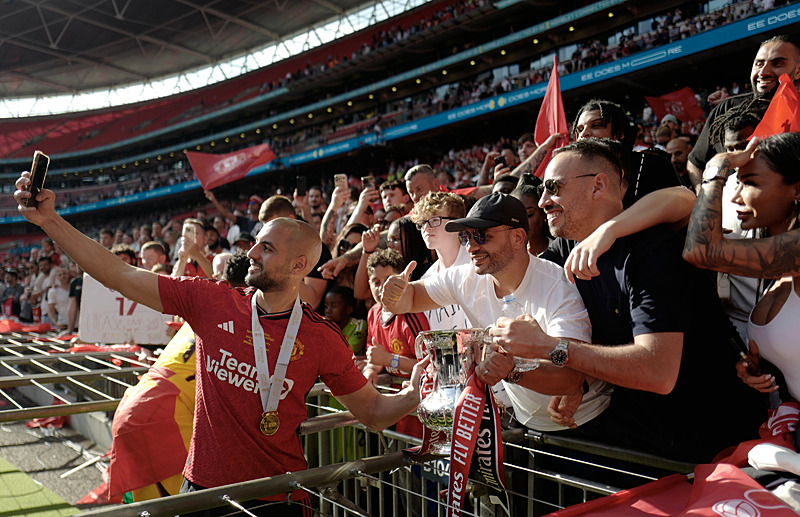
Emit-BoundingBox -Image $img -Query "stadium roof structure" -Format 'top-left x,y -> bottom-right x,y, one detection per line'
0,0 -> 389,101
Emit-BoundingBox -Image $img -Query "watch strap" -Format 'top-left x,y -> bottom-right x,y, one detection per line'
549,339 -> 569,367
505,369 -> 524,384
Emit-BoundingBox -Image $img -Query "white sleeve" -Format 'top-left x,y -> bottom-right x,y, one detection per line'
542,279 -> 592,343
421,267 -> 459,309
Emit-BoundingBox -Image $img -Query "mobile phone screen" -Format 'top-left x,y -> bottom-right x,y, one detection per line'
25,150 -> 50,208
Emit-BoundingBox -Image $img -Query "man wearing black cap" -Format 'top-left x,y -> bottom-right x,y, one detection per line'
381,192 -> 611,432
232,232 -> 256,253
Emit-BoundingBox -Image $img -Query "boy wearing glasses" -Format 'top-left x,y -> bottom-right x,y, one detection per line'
410,192 -> 471,331
381,193 -> 609,432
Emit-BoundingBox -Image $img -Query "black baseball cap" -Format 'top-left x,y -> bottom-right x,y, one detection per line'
234,233 -> 256,245
445,192 -> 529,233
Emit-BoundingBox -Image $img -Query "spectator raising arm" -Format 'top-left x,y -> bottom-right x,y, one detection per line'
320,185 -> 350,249
510,133 -> 564,178
346,186 -> 380,228
204,190 -> 236,224
683,138 -> 800,278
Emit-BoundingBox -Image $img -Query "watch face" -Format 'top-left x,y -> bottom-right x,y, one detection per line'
703,165 -> 721,181
551,349 -> 568,366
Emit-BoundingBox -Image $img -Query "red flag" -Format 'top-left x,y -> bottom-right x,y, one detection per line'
644,87 -> 704,124
545,463 -> 797,516
752,73 -> 800,139
534,56 -> 569,177
187,143 -> 275,191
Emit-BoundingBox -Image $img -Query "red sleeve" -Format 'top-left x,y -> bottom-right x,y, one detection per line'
309,309 -> 368,397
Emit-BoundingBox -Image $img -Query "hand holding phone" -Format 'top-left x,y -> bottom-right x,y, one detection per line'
23,151 -> 50,208
182,224 -> 197,248
361,175 -> 376,191
296,175 -> 307,197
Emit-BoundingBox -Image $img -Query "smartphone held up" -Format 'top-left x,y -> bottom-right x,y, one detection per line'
22,150 -> 50,208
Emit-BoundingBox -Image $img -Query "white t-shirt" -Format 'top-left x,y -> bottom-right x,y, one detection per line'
422,253 -> 610,431
420,245 -> 471,331
47,286 -> 70,326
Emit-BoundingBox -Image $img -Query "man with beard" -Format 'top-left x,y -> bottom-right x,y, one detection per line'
13,175 -> 425,517
687,34 -> 800,187
381,193 -> 609,433
204,224 -> 228,255
307,185 -> 325,213
665,138 -> 693,188
507,139 -> 761,462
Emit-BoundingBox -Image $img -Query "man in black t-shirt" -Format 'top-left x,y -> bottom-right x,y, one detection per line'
570,98 -> 681,208
687,35 -> 800,187
497,139 -> 761,462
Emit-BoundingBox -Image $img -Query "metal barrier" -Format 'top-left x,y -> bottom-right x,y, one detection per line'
0,331 -> 149,421
75,380 -> 693,516
0,331 -> 694,516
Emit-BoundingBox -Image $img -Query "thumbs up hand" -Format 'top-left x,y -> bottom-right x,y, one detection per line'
379,260 -> 416,313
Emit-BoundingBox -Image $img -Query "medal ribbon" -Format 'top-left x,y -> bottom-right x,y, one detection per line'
251,294 -> 303,418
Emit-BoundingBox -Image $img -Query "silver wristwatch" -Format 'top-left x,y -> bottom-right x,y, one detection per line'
549,339 -> 569,367
702,164 -> 731,184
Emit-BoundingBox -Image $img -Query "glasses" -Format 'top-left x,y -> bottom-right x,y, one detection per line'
457,228 -> 514,247
337,239 -> 354,253
542,174 -> 598,197
415,216 -> 455,231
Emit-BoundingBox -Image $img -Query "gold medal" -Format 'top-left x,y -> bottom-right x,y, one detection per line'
259,411 -> 280,436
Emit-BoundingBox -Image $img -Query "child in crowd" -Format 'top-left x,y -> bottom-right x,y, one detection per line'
323,286 -> 367,359
363,248 -> 428,438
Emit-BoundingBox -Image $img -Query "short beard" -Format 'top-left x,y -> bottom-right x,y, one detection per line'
547,221 -> 570,239
752,85 -> 776,100
245,271 -> 288,293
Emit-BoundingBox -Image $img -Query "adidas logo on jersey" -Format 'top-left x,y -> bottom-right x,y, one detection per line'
217,321 -> 234,334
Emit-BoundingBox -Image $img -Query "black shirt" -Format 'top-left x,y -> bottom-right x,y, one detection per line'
542,227 -> 762,462
688,93 -> 753,170
623,150 -> 683,209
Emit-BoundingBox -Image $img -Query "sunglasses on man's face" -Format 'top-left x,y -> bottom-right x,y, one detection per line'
541,174 -> 598,197
457,227 -> 514,247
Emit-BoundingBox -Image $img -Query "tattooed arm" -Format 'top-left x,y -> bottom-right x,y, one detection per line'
683,138 -> 800,278
509,133 -> 565,178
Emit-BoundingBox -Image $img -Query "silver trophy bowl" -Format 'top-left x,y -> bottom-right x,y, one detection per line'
415,328 -> 487,454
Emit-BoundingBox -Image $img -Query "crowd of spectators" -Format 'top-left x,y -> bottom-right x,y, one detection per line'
251,0 -> 488,98
4,6 -> 800,509
3,0 -> 780,218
